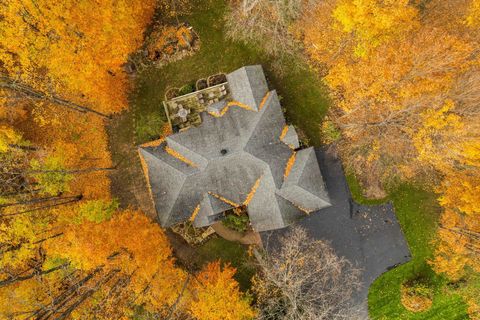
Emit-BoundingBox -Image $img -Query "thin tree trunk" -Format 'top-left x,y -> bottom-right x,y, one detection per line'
165,275 -> 191,320
0,194 -> 82,209
8,144 -> 38,151
0,233 -> 63,255
0,263 -> 69,288
27,166 -> 117,175
1,195 -> 82,217
53,269 -> 120,320
0,75 -> 110,119
0,188 -> 41,198
33,267 -> 104,320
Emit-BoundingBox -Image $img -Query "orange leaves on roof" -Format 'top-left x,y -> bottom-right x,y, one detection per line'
209,100 -> 255,118
226,100 -> 254,112
189,204 -> 201,222
258,91 -> 271,111
165,146 -> 197,167
284,152 -> 297,179
140,138 -> 166,148
207,91 -> 270,118
243,175 -> 263,206
208,191 -> 239,207
138,149 -> 156,210
279,125 -> 289,141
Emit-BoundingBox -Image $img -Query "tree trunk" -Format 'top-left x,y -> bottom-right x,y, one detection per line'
53,269 -> 120,320
0,75 -> 110,119
1,195 -> 82,217
8,144 -> 38,151
28,166 -> 117,175
0,194 -> 82,209
165,275 -> 191,320
0,263 -> 69,288
33,267 -> 104,320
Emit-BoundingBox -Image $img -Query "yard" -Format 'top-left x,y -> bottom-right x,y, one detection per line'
108,0 -> 468,318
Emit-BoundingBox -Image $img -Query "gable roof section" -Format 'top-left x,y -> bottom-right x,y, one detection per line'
226,65 -> 269,110
244,91 -> 292,188
138,146 -> 190,225
280,125 -> 300,149
276,148 -> 331,213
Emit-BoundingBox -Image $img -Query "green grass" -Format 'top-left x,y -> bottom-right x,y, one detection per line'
130,0 -> 330,145
367,184 -> 469,319
196,237 -> 256,292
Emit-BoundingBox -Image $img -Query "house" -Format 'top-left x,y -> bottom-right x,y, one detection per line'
138,65 -> 331,232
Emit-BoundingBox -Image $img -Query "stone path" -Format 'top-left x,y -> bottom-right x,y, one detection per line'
212,222 -> 262,245
262,148 -> 411,318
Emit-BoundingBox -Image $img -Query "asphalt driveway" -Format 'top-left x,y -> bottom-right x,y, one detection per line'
262,148 -> 411,317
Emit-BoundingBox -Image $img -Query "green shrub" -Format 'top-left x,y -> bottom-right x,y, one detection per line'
401,277 -> 434,312
222,214 -> 250,232
178,83 -> 195,96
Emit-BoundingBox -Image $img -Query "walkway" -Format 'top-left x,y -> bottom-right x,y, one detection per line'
262,148 -> 411,318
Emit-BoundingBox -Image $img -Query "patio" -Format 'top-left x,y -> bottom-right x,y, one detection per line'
163,75 -> 230,131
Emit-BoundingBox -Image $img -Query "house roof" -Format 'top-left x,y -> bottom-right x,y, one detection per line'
139,65 -> 331,231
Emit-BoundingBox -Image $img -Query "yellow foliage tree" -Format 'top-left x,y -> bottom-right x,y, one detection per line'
332,0 -> 419,57
0,0 -> 156,114
187,261 -> 256,320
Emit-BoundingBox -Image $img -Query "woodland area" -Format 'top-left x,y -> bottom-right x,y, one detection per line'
1,0 -> 480,319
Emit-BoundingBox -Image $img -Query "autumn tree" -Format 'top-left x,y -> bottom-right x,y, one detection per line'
253,227 -> 362,320
186,261 -> 256,320
42,210 -> 186,318
293,0 -> 480,316
225,0 -> 319,59
0,0 -> 157,115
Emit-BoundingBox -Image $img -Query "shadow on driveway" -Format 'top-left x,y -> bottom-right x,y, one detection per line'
262,148 -> 411,318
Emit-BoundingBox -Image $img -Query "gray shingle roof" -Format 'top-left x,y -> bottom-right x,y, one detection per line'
139,65 -> 331,231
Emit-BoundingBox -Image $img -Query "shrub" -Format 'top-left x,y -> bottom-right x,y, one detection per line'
401,278 -> 434,313
222,213 -> 250,232
178,83 -> 195,96
321,118 -> 341,144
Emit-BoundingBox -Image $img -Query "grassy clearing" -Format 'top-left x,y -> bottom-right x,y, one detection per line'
367,184 -> 469,319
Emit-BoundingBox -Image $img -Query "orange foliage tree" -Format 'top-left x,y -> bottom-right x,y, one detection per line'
187,261 -> 256,320
0,0 -> 157,115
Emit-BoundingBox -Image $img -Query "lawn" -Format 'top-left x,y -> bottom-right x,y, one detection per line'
196,237 -> 256,292
364,184 -> 469,319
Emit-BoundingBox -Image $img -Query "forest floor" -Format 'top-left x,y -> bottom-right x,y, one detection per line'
107,0 -> 468,318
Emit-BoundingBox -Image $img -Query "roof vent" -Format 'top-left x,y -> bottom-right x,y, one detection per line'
220,149 -> 228,156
